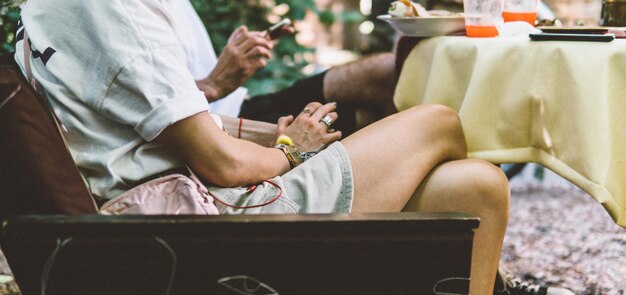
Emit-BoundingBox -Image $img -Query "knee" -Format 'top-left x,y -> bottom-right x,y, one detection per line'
406,104 -> 466,154
462,160 -> 510,215
423,104 -> 462,133
423,103 -> 461,125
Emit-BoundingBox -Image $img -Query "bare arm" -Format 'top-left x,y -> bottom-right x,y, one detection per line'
158,112 -> 290,187
221,116 -> 277,147
158,103 -> 341,187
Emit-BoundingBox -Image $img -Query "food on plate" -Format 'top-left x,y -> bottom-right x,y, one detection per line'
388,0 -> 429,17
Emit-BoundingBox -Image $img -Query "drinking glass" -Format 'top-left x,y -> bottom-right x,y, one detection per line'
503,0 -> 540,26
464,0 -> 504,37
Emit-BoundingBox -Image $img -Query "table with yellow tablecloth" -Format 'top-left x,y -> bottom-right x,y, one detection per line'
394,36 -> 626,227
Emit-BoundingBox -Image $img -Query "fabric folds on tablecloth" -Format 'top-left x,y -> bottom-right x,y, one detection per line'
394,36 -> 626,227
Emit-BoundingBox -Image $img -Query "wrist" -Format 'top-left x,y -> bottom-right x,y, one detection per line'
272,147 -> 292,171
197,78 -> 224,102
233,118 -> 276,146
274,144 -> 302,168
274,135 -> 318,168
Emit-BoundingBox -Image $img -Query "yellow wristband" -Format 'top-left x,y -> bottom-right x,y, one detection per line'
276,134 -> 293,146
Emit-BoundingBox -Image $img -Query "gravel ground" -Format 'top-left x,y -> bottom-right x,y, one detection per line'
1,165 -> 625,295
502,165 -> 626,295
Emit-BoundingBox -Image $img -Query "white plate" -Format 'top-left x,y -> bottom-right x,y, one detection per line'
378,14 -> 466,37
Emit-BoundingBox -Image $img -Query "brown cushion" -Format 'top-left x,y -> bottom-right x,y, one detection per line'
0,59 -> 97,215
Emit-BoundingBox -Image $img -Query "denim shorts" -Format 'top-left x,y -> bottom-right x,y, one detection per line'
210,142 -> 354,215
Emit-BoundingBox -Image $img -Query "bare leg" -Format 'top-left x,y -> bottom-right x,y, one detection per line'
342,104 -> 467,211
324,53 -> 398,125
403,160 -> 509,295
324,52 -> 397,106
341,104 -> 508,294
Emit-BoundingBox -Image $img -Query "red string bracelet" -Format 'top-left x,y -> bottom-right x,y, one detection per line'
208,180 -> 283,209
238,117 -> 243,139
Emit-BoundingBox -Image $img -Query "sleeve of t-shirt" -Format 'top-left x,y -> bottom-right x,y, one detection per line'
102,44 -> 211,142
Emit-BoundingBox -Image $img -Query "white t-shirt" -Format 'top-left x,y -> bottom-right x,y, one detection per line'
171,0 -> 246,117
15,0 -> 225,199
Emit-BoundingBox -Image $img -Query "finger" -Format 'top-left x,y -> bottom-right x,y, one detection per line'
318,111 -> 338,131
248,58 -> 268,71
323,130 -> 343,144
230,26 -> 248,45
277,115 -> 294,133
250,31 -> 275,46
311,102 -> 338,121
284,26 -> 296,35
238,35 -> 274,52
300,102 -> 323,117
323,112 -> 339,123
244,46 -> 273,60
227,27 -> 242,44
249,31 -> 268,38
305,102 -> 324,109
277,115 -> 294,127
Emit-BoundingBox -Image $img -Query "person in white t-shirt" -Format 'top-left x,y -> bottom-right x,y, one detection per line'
14,0 -> 510,293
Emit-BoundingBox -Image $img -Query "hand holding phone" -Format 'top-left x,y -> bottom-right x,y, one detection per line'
265,18 -> 293,40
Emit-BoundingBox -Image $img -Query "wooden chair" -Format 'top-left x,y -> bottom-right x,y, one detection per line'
0,57 -> 478,295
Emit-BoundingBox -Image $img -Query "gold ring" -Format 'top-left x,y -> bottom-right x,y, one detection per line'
302,108 -> 312,116
320,115 -> 334,128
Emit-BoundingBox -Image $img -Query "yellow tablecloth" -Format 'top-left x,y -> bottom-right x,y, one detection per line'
394,36 -> 626,227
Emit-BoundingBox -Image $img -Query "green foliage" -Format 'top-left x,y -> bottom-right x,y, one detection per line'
318,10 -> 364,26
317,10 -> 336,25
0,6 -> 19,55
340,10 -> 365,24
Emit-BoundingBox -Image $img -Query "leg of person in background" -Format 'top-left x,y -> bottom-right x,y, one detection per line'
323,52 -> 398,129
341,104 -> 509,295
240,53 -> 397,136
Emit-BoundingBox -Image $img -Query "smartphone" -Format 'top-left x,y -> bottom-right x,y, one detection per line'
529,33 -> 615,42
265,18 -> 292,40
537,27 -> 608,35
